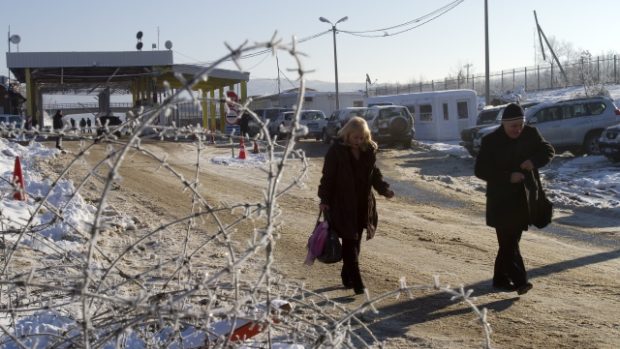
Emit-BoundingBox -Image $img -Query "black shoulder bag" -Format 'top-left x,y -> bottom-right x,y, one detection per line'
317,210 -> 342,264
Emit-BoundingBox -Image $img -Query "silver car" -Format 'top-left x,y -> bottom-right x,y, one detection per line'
276,110 -> 327,140
473,97 -> 620,155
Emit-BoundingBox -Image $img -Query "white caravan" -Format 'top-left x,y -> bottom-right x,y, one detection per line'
367,89 -> 478,141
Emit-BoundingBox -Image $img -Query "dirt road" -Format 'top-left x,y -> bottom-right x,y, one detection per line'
53,139 -> 620,349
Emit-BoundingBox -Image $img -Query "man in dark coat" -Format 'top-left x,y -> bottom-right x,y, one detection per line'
318,117 -> 394,295
475,103 -> 554,295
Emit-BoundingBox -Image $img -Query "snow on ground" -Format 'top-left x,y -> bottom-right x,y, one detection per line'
3,84 -> 620,345
421,140 -> 620,212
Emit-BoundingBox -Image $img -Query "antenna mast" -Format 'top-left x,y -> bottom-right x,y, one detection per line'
534,10 -> 568,85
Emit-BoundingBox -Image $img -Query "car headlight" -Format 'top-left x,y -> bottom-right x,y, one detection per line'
604,130 -> 619,140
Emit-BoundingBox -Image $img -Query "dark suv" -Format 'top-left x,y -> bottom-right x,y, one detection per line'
460,104 -> 508,156
365,105 -> 415,147
461,102 -> 539,156
323,107 -> 368,143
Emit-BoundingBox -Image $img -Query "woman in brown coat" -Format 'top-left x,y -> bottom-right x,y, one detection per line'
318,117 -> 394,295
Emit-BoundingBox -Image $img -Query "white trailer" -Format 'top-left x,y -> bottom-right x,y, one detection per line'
367,89 -> 478,141
250,89 -> 365,119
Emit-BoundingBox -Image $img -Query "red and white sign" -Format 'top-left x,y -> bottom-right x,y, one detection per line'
225,90 -> 240,125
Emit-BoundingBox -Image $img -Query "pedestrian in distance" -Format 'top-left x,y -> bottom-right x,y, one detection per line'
86,118 -> 92,133
318,116 -> 395,295
79,118 -> 86,133
52,110 -> 65,150
475,103 -> 555,295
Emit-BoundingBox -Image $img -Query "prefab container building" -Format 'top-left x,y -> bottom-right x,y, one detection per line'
367,89 -> 478,141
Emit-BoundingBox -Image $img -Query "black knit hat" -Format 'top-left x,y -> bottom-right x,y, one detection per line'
502,103 -> 525,121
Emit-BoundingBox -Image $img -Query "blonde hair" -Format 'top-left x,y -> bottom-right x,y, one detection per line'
337,116 -> 377,151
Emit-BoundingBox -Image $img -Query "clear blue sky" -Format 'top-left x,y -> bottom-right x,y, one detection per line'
3,0 -> 619,85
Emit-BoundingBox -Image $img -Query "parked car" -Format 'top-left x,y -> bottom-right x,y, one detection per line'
598,123 -> 620,162
97,115 -> 124,137
461,102 -> 539,156
323,107 -> 368,143
460,104 -> 508,156
0,114 -> 24,130
249,107 -> 294,137
365,105 -> 415,147
472,97 -> 620,155
276,110 -> 327,140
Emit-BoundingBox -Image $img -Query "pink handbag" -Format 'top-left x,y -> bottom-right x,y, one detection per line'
304,211 -> 329,266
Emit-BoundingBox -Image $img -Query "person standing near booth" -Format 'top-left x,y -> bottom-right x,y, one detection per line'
52,110 -> 64,150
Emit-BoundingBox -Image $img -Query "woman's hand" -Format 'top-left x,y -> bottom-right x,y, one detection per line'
319,203 -> 330,212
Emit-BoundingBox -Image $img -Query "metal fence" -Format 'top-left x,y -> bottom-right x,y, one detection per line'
368,54 -> 619,97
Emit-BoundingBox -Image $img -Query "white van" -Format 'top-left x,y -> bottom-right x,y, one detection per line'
367,89 -> 478,141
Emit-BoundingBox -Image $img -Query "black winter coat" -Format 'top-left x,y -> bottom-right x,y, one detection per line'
475,125 -> 554,230
318,142 -> 391,240
53,113 -> 64,130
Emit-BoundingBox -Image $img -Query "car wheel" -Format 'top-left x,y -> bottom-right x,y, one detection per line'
389,117 -> 409,136
583,131 -> 602,155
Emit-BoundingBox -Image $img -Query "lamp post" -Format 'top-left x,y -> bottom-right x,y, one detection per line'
319,16 -> 348,110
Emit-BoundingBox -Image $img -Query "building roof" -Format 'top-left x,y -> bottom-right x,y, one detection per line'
6,51 -> 249,94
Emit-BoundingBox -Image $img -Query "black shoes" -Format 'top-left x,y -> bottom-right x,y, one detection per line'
492,281 -> 517,292
354,288 -> 365,295
517,282 -> 533,295
493,281 -> 533,295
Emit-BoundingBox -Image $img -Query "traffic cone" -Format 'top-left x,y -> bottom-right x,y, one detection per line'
252,140 -> 260,154
238,138 -> 247,160
12,156 -> 27,201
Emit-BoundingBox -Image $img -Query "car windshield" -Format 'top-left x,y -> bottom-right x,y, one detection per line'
301,112 -> 324,120
265,110 -> 283,121
347,109 -> 367,119
377,107 -> 407,121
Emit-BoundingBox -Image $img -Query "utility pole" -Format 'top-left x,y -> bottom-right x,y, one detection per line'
534,10 -> 568,86
319,16 -> 348,110
484,0 -> 490,104
464,63 -> 473,85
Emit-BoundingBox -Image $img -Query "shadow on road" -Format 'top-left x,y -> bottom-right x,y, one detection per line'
354,248 -> 620,344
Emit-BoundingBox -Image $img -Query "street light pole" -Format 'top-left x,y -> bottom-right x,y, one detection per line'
319,16 -> 348,110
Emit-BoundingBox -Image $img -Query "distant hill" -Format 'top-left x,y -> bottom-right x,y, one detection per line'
247,78 -> 366,97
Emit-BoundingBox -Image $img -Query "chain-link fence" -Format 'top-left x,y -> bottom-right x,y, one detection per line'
369,54 -> 620,98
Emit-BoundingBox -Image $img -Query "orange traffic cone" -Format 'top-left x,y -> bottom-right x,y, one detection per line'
238,138 -> 247,160
252,140 -> 260,154
12,156 -> 27,201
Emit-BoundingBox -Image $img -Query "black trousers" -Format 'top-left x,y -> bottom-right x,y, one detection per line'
55,134 -> 63,149
341,234 -> 364,290
494,227 -> 527,287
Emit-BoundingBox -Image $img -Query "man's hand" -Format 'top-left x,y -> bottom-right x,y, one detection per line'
520,160 -> 534,171
384,189 -> 395,199
510,172 -> 525,183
